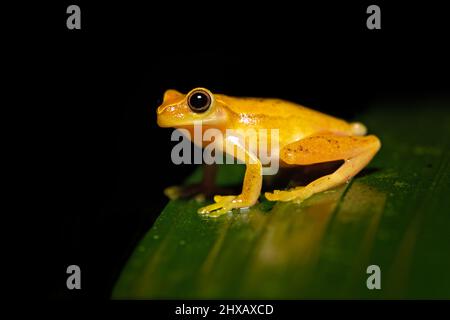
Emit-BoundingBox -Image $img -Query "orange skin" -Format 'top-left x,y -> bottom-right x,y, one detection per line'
157,88 -> 381,217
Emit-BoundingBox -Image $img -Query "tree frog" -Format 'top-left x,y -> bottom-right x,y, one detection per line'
157,88 -> 381,217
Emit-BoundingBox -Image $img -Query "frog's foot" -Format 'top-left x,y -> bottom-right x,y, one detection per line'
265,187 -> 312,203
164,184 -> 233,201
198,195 -> 251,218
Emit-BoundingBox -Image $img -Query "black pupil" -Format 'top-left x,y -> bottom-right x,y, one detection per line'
190,92 -> 209,111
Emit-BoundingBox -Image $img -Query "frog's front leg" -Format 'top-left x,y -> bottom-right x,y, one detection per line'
198,147 -> 262,217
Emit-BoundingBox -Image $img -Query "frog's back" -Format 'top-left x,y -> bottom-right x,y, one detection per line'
217,94 -> 354,135
217,94 -> 310,117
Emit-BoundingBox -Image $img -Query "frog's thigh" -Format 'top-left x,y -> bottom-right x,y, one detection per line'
267,134 -> 381,202
280,134 -> 379,165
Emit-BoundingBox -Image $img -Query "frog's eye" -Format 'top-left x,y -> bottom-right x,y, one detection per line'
187,89 -> 212,113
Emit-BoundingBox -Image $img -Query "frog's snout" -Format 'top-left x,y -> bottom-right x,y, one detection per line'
156,104 -> 170,127
157,104 -> 168,115
157,103 -> 182,128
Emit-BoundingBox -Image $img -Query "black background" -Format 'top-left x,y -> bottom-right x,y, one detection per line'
21,1 -> 449,299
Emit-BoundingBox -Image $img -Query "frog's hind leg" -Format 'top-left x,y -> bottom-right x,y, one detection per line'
265,134 -> 381,202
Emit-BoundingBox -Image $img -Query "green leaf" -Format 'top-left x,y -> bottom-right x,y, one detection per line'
113,102 -> 450,299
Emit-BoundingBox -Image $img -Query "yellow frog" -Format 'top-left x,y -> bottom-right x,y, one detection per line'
157,88 -> 381,217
